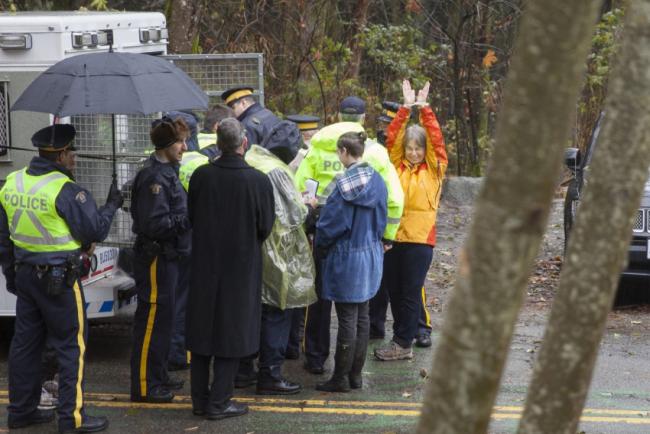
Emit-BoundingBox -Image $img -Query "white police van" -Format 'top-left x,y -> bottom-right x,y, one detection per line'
0,11 -> 170,321
0,11 -> 266,329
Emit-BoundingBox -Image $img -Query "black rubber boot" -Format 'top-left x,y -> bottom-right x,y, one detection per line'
349,330 -> 369,390
316,341 -> 353,393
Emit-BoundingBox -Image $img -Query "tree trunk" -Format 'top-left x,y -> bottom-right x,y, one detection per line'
518,3 -> 650,433
416,1 -> 600,433
167,0 -> 204,54
345,0 -> 370,80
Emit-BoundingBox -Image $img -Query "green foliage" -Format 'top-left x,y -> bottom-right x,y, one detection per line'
360,24 -> 448,102
576,8 -> 625,151
89,0 -> 108,11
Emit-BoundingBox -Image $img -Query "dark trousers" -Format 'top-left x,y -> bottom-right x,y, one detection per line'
333,301 -> 369,376
259,304 -> 292,379
383,243 -> 433,348
369,284 -> 432,338
169,256 -> 190,366
286,307 -> 305,355
8,265 -> 87,431
130,255 -> 177,398
304,251 -> 331,368
190,353 -> 238,412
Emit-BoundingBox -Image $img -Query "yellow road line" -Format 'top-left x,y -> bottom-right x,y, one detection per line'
1,390 -> 650,417
1,398 -> 649,424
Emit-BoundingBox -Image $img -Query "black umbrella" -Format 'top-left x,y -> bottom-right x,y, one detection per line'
11,51 -> 209,183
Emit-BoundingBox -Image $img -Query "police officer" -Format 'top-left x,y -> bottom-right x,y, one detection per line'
221,86 -> 281,147
196,104 -> 229,149
368,101 -> 433,347
284,114 -> 321,360
168,106 -> 233,372
0,124 -> 123,433
130,116 -> 191,403
286,114 -> 320,172
295,96 -> 404,374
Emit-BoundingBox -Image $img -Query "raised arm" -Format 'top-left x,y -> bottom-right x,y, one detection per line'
419,105 -> 448,176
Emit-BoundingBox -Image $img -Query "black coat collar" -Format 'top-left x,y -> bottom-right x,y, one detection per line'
212,153 -> 250,169
238,103 -> 263,121
27,156 -> 75,181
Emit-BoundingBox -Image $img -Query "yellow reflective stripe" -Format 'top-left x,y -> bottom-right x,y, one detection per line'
140,257 -> 159,397
72,280 -> 85,428
301,305 -> 309,353
421,286 -> 431,328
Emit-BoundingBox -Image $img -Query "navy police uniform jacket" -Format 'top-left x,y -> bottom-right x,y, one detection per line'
0,157 -> 117,292
130,154 -> 191,255
237,102 -> 281,147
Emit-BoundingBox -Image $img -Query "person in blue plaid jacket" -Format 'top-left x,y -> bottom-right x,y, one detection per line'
314,131 -> 388,393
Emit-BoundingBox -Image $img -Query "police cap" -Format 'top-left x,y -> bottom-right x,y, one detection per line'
31,124 -> 76,151
340,96 -> 366,115
221,86 -> 254,106
286,114 -> 320,131
377,101 -> 401,123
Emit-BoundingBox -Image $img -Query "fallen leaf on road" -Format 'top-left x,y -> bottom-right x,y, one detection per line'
402,392 -> 412,398
420,368 -> 428,378
526,348 -> 535,353
184,427 -> 198,432
94,395 -> 117,401
631,320 -> 642,325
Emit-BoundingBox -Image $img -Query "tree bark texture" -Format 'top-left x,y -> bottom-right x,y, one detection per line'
168,0 -> 203,54
345,0 -> 370,80
416,2 -> 600,434
518,3 -> 650,433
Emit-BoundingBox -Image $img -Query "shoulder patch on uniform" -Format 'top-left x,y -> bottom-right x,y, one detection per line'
150,184 -> 162,195
75,191 -> 87,204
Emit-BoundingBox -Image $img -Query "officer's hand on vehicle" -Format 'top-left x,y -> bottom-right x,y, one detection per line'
106,182 -> 125,209
84,242 -> 96,256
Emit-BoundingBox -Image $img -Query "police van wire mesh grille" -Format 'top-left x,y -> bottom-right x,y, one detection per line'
633,209 -> 644,232
0,82 -> 9,158
72,54 -> 264,247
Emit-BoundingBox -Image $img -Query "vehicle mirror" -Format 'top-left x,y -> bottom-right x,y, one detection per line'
564,147 -> 581,171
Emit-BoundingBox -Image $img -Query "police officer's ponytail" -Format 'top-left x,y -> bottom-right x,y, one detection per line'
337,131 -> 367,158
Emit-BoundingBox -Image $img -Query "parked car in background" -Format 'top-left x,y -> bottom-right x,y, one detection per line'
564,112 -> 650,303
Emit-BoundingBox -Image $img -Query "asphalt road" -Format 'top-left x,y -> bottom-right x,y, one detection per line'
2,200 -> 650,433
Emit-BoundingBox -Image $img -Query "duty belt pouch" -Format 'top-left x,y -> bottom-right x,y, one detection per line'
46,266 -> 66,296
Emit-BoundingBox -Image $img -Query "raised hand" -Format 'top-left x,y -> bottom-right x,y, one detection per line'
402,79 -> 416,107
416,81 -> 430,106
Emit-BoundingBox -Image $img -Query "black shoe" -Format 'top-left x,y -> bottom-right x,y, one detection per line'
315,376 -> 350,393
256,377 -> 301,395
192,409 -> 205,416
168,362 -> 190,372
415,334 -> 432,348
285,348 -> 299,360
8,409 -> 55,429
164,376 -> 184,390
205,401 -> 249,421
59,415 -> 108,433
303,361 -> 325,375
234,371 -> 258,388
131,387 -> 174,403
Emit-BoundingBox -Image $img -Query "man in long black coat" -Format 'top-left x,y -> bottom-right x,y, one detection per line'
186,117 -> 275,420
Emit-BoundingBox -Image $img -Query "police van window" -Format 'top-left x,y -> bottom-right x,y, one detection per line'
0,81 -> 9,159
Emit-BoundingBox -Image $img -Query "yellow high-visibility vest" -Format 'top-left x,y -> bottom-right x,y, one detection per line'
0,168 -> 81,252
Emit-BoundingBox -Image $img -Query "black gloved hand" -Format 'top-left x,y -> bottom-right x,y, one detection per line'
107,182 -> 125,209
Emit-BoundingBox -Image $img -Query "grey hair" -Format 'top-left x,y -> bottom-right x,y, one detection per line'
338,113 -> 366,124
216,117 -> 245,153
405,125 -> 426,149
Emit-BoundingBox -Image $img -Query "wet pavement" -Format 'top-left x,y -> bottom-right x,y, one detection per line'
2,200 -> 650,433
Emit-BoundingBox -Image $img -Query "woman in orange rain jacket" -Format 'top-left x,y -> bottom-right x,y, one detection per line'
374,79 -> 448,361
